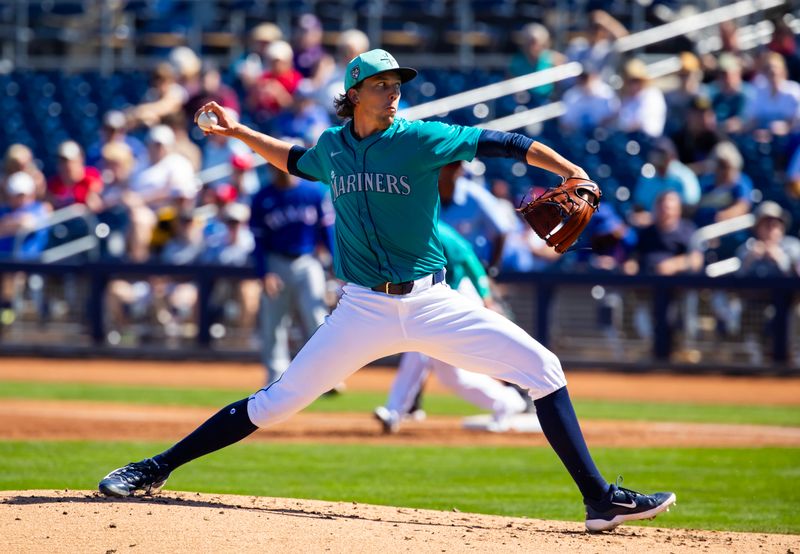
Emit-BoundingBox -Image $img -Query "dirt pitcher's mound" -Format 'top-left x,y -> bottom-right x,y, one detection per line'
1,490 -> 797,553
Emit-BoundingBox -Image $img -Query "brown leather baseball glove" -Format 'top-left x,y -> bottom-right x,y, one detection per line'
517,177 -> 602,254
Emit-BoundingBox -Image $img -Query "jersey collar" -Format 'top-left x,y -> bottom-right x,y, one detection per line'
344,118 -> 399,150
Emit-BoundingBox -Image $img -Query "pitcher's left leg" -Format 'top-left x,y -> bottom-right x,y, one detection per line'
404,285 -> 675,531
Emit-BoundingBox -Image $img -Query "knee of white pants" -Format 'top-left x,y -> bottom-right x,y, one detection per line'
528,349 -> 566,400
247,384 -> 316,428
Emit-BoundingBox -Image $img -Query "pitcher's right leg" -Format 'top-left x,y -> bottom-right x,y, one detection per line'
248,285 -> 407,427
100,285 -> 406,497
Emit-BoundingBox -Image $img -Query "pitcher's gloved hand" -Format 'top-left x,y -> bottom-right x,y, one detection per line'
517,177 -> 602,254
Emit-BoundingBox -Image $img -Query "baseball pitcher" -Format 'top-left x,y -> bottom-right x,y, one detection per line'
99,49 -> 675,532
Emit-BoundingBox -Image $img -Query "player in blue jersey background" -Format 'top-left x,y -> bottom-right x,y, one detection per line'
249,165 -> 335,385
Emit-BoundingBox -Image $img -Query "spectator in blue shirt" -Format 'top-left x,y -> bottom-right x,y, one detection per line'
0,172 -> 50,260
625,191 -> 703,277
629,138 -> 700,228
624,190 -> 703,342
272,81 -> 333,145
694,141 -> 753,228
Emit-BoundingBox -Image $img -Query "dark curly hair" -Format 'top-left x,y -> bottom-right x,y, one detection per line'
333,82 -> 362,119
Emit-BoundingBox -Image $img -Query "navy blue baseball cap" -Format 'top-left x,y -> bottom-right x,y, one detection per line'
344,49 -> 417,91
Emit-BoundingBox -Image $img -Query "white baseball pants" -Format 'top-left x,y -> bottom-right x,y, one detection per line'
385,277 -> 527,418
248,277 -> 566,427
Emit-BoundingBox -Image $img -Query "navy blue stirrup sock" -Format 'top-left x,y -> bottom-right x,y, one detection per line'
534,386 -> 609,503
154,398 -> 258,471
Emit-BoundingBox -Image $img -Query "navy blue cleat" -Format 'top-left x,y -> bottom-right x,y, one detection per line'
585,483 -> 676,532
99,458 -> 170,498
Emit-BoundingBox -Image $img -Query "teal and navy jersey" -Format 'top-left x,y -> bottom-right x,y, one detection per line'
295,117 -> 482,288
438,221 -> 491,299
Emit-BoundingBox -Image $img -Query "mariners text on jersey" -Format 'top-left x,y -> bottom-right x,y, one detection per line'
329,171 -> 411,200
295,117 -> 482,288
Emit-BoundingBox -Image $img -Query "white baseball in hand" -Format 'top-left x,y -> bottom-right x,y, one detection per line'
197,111 -> 219,131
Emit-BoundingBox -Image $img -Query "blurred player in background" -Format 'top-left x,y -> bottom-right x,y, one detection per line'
374,221 -> 535,434
249,165 -> 335,385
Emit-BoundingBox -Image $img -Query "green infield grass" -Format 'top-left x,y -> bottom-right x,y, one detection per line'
0,441 -> 797,534
1,380 -> 799,426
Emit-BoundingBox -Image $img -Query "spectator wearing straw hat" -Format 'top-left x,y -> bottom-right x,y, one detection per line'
234,22 -> 284,93
616,58 -> 667,137
664,52 -> 707,136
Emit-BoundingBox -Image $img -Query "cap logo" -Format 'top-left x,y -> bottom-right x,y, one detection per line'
350,65 -> 360,81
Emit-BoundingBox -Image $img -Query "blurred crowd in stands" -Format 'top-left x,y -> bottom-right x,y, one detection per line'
1,8 -> 799,341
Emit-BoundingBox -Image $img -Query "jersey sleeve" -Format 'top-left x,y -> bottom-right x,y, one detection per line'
415,120 -> 482,167
295,129 -> 339,184
295,146 -> 327,184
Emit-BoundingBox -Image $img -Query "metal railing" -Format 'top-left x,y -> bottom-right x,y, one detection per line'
0,260 -> 796,372
614,0 -> 785,53
410,2 -> 789,131
691,214 -> 757,277
13,203 -> 100,263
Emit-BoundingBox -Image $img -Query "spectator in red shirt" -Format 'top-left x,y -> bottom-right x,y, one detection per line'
248,40 -> 303,119
47,140 -> 103,211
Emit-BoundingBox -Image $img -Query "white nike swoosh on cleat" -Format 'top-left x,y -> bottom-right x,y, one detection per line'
610,500 -> 638,508
587,493 -> 676,532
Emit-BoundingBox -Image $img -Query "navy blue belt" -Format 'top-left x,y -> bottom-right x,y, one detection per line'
371,269 -> 445,295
